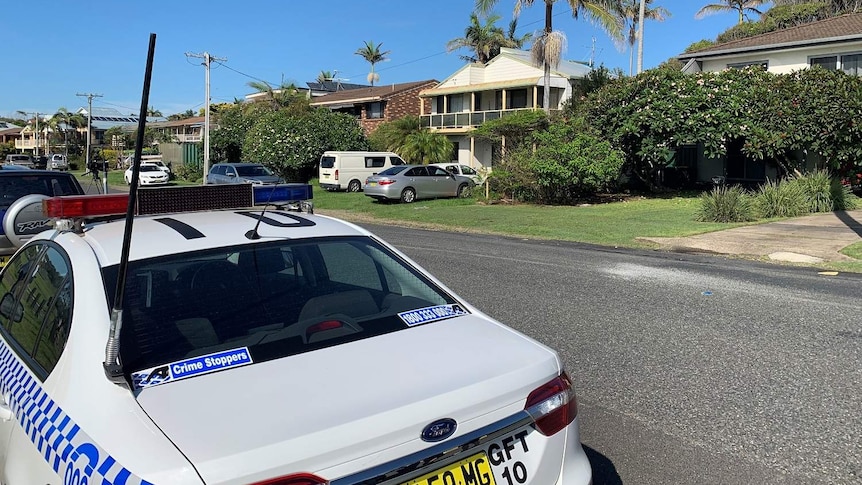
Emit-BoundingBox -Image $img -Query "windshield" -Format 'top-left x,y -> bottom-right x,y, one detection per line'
103,236 -> 463,389
378,166 -> 409,176
140,165 -> 160,172
236,165 -> 273,177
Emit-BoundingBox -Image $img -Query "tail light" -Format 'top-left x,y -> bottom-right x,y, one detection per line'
379,179 -> 395,185
334,169 -> 339,181
524,372 -> 578,436
248,473 -> 327,485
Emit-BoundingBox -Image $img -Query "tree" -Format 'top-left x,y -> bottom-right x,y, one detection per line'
355,41 -> 390,86
147,106 -> 163,117
317,70 -> 334,83
368,115 -> 452,164
618,0 -> 670,75
446,13 -> 510,64
246,80 -> 306,110
167,109 -> 196,121
477,0 -> 624,112
51,107 -> 87,156
695,0 -> 767,25
506,18 -> 533,48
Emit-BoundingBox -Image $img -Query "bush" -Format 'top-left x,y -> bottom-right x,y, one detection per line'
753,179 -> 808,218
696,186 -> 755,222
174,163 -> 203,183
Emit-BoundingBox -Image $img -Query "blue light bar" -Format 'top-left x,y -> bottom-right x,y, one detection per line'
252,184 -> 313,205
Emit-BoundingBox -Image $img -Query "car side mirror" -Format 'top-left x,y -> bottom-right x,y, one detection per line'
0,293 -> 23,323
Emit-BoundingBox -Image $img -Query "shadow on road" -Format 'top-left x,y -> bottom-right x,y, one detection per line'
584,445 -> 623,485
835,210 -> 862,238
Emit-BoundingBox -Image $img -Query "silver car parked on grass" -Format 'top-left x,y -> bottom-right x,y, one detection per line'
364,165 -> 475,203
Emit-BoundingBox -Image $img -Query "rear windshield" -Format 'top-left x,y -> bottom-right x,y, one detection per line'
140,165 -> 161,172
103,236 -> 463,389
320,156 -> 335,169
236,165 -> 273,177
0,175 -> 83,210
7,155 -> 30,162
378,166 -> 409,176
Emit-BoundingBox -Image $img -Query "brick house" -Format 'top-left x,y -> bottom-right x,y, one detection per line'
309,80 -> 437,135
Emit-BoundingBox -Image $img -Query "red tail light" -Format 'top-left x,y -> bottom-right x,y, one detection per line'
334,169 -> 339,181
524,372 -> 578,436
43,194 -> 129,218
379,179 -> 395,185
248,473 -> 327,485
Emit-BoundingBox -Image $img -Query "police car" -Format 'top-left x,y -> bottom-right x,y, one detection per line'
0,183 -> 592,485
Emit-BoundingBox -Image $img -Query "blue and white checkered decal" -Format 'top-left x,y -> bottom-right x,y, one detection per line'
398,304 -> 468,327
132,347 -> 253,390
0,340 -> 153,485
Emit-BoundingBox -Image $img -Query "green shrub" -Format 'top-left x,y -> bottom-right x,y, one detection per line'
174,163 -> 203,183
753,179 -> 808,218
696,186 -> 755,222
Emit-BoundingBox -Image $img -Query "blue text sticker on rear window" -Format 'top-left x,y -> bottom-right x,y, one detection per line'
399,304 -> 468,327
132,347 -> 253,390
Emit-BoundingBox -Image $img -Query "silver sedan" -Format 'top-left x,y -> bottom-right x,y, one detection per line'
364,165 -> 474,203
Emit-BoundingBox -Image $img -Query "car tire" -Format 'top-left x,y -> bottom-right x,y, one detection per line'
347,180 -> 362,193
400,188 -> 416,203
125,176 -> 131,185
457,183 -> 471,198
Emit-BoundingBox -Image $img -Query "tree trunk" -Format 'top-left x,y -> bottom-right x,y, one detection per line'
543,1 -> 552,112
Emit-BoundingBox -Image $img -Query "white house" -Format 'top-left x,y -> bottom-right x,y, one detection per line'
678,12 -> 862,75
419,48 -> 592,171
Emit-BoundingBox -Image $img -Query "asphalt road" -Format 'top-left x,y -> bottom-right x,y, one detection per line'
361,223 -> 862,485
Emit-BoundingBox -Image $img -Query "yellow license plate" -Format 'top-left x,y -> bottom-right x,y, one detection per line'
323,174 -> 329,178
400,452 -> 495,485
368,182 -> 377,186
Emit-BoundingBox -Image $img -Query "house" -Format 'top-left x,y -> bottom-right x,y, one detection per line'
309,80 -> 438,136
678,13 -> 862,75
675,13 -> 862,186
244,80 -> 370,104
418,48 -> 592,171
1,125 -> 24,147
73,107 -> 164,149
148,116 -> 205,167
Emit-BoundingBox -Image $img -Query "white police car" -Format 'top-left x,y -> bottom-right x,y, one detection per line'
0,183 -> 591,485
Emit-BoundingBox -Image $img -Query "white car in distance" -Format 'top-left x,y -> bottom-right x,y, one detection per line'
125,162 -> 169,185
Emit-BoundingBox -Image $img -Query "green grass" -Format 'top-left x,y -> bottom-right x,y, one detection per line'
312,183 -> 751,248
71,169 -> 198,189
823,242 -> 862,274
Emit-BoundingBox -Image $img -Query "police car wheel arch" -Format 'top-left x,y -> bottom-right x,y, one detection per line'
2,194 -> 51,249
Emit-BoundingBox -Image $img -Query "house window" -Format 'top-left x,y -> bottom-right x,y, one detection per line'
726,60 -> 768,70
435,96 -> 445,114
507,89 -> 528,109
448,94 -> 465,113
473,92 -> 482,111
367,102 -> 384,119
842,53 -> 862,76
810,56 -> 838,70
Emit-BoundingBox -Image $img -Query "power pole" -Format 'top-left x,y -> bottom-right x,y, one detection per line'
185,51 -> 226,184
76,93 -> 103,171
636,0 -> 647,74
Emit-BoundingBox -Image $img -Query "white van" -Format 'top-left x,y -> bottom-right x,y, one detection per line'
319,151 -> 405,192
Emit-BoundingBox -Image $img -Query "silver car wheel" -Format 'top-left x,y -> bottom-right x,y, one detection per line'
400,188 -> 416,203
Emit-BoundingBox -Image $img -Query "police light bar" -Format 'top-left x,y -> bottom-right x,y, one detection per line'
42,184 -> 313,218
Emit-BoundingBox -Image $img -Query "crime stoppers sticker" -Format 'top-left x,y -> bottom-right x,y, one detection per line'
398,304 -> 468,327
132,347 -> 253,390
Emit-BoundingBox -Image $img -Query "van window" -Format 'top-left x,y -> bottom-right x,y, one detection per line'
365,157 -> 386,168
390,156 -> 405,166
320,156 -> 336,169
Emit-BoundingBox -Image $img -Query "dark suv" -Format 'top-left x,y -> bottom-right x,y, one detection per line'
0,170 -> 84,265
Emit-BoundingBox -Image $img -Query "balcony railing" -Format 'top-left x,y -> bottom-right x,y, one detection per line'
14,140 -> 47,150
175,134 -> 202,143
421,108 -> 547,129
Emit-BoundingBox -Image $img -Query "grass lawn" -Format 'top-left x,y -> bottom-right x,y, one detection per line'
311,182 -> 750,249
71,169 -> 198,189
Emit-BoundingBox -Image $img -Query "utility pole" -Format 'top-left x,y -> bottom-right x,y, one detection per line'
76,93 -> 103,171
636,0 -> 647,74
185,51 -> 226,184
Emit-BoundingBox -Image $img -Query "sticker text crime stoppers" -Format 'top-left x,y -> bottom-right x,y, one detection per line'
132,347 -> 252,389
399,305 -> 467,327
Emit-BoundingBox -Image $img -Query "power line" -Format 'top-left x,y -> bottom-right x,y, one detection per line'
185,51 -> 226,182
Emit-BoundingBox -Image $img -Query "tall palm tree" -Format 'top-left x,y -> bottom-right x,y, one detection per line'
147,106 -> 163,117
52,107 -> 87,156
506,18 -> 534,48
355,41 -> 390,86
447,13 -> 510,64
695,0 -> 767,24
247,80 -> 301,109
476,0 -> 624,112
316,70 -> 334,83
619,0 -> 670,75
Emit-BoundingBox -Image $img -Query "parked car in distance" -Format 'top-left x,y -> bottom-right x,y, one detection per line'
207,162 -> 280,185
364,165 -> 475,203
429,163 -> 485,185
49,154 -> 69,170
4,154 -> 34,168
125,163 -> 169,185
319,151 -> 405,192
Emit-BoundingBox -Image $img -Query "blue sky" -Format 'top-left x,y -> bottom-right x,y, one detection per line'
0,0 -> 769,119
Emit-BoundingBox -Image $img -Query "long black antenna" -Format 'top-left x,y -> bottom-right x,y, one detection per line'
104,33 -> 157,384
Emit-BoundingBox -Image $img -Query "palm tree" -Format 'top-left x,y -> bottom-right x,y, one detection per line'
316,70 -> 334,83
401,130 -> 454,165
355,41 -> 390,86
52,107 -> 87,157
147,106 -> 163,117
619,0 -> 670,75
247,80 -> 301,109
695,0 -> 767,24
447,13 -> 510,64
476,0 -> 624,112
506,18 -> 534,48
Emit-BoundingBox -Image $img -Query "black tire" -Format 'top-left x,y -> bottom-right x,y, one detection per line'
347,179 -> 362,192
400,187 -> 416,203
457,183 -> 472,198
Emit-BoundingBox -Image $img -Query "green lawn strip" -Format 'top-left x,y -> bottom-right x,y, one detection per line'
821,242 -> 862,273
311,184 -> 749,248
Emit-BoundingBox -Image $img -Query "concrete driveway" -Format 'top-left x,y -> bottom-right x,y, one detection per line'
642,210 -> 862,263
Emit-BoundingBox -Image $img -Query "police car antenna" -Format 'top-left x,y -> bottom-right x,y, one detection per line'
104,33 -> 157,385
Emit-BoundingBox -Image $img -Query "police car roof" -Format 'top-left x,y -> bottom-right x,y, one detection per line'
74,210 -> 369,266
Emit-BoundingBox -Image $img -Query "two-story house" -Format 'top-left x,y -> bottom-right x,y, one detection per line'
309,80 -> 438,136
148,116 -> 206,167
419,48 -> 592,171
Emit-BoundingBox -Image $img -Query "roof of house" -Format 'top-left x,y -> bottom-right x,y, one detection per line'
679,12 -> 862,59
306,80 -> 370,92
75,106 -> 164,130
495,48 -> 593,78
0,126 -> 23,136
309,80 -> 438,107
